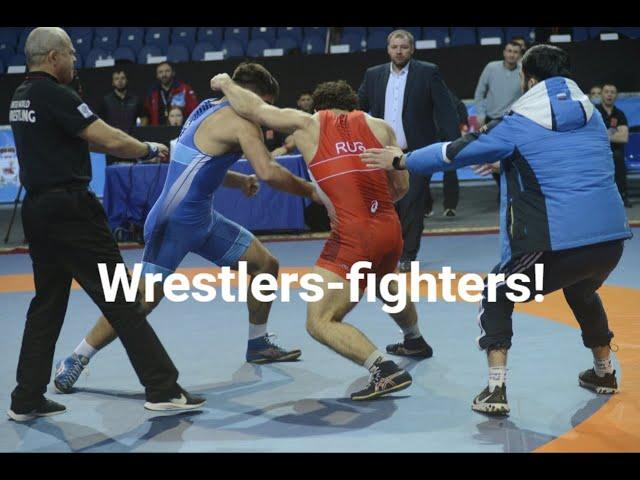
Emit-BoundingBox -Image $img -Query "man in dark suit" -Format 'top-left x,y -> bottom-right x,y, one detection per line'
358,29 -> 460,272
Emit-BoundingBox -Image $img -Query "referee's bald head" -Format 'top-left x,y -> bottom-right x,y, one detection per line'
25,27 -> 76,83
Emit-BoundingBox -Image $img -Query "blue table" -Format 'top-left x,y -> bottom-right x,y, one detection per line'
103,155 -> 311,234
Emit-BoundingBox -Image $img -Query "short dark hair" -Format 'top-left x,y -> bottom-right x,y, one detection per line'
521,44 -> 571,83
156,61 -> 174,71
312,80 -> 359,112
506,40 -> 523,50
232,62 -> 279,99
298,92 -> 313,99
601,82 -> 617,90
112,68 -> 127,77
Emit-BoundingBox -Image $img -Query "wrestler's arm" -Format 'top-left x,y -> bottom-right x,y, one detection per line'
211,73 -> 312,134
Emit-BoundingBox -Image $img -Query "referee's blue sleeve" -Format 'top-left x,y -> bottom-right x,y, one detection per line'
405,120 -> 515,175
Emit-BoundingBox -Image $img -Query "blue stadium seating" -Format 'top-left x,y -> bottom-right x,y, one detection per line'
477,27 -> 504,42
423,27 -> 449,47
75,55 -> 83,69
145,27 -> 170,50
119,27 -> 145,52
251,27 -> 277,42
504,27 -> 534,42
247,38 -> 271,57
274,37 -> 299,53
625,133 -> 640,172
369,26 -> 393,35
18,28 -> 35,52
84,48 -> 110,68
395,27 -> 422,40
620,27 -> 640,39
0,29 -> 18,47
224,27 -> 250,49
277,27 -> 303,42
338,32 -> 365,52
70,30 -> 93,56
342,26 -> 367,36
8,53 -> 26,67
197,27 -> 224,48
191,42 -> 218,61
93,27 -> 119,51
113,46 -> 136,63
302,34 -> 325,55
571,27 -> 589,42
221,38 -> 245,58
137,45 -> 164,64
171,27 -> 197,50
0,44 -> 15,65
167,44 -> 190,63
304,27 -> 328,39
366,32 -> 388,50
450,27 -> 477,46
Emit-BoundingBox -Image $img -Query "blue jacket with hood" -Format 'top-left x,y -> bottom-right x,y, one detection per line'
405,76 -> 632,266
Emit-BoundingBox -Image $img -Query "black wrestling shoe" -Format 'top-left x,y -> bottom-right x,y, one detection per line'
579,368 -> 618,394
443,208 -> 456,217
471,384 -> 510,416
351,360 -> 412,401
144,387 -> 207,412
7,398 -> 66,422
386,335 -> 433,359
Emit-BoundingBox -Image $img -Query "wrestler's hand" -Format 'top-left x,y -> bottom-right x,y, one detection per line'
472,161 -> 501,176
241,174 -> 260,197
211,73 -> 232,92
310,186 -> 323,204
360,145 -> 403,171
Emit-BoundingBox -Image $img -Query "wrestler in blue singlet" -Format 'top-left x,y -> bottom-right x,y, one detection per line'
142,99 -> 255,279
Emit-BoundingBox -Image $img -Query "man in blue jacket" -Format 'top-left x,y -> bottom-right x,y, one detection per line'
361,45 -> 632,416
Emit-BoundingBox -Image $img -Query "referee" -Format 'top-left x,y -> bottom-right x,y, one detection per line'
7,27 -> 205,421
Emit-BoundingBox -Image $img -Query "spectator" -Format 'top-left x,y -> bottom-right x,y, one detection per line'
271,92 -> 315,157
510,36 -> 527,59
474,41 -> 523,195
589,85 -> 602,105
296,92 -> 314,113
167,106 -> 184,126
596,83 -> 632,207
97,69 -> 144,165
143,62 -> 198,126
358,29 -> 460,272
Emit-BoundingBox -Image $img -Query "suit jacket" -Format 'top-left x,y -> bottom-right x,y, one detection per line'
357,59 -> 460,150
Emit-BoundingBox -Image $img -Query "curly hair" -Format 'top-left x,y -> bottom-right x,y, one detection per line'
232,62 -> 279,99
312,80 -> 359,112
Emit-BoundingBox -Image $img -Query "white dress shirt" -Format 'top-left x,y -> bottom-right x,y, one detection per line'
384,63 -> 409,150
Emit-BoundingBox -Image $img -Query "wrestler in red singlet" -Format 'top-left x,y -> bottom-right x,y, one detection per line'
309,110 -> 403,284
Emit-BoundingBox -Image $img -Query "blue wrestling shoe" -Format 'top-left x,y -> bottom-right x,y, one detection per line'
54,353 -> 89,393
246,334 -> 302,364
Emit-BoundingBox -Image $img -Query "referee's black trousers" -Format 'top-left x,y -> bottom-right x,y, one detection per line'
477,239 -> 624,352
11,189 -> 180,409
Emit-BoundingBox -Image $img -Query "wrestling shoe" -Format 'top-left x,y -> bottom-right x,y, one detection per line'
471,384 -> 510,416
444,208 -> 456,217
8,398 -> 66,422
579,368 -> 618,394
54,353 -> 89,394
386,335 -> 433,359
351,360 -> 412,401
246,334 -> 302,364
144,387 -> 206,412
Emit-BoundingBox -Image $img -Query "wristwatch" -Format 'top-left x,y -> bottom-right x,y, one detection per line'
392,153 -> 406,170
139,142 -> 159,161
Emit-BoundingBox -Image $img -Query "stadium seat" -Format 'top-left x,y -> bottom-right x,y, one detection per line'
145,27 -> 170,50
620,27 -> 640,39
571,27 -> 589,42
338,32 -> 365,52
366,31 -> 388,50
369,26 -> 393,35
251,27 -> 276,42
69,30 -> 93,56
450,27 -> 477,46
395,27 -> 422,40
423,27 -> 449,47
0,44 -> 15,65
304,27 -> 328,39
8,52 -> 26,67
477,27 -> 504,43
85,48 -> 111,68
197,27 -> 224,48
137,45 -> 164,64
247,38 -> 271,57
342,26 -> 367,36
221,38 -> 245,58
274,37 -> 299,53
167,44 -> 190,63
224,27 -> 249,49
302,34 -> 325,55
277,27 -> 303,43
93,27 -> 119,51
113,46 -> 136,63
625,133 -> 640,172
171,27 -> 197,50
504,27 -> 534,42
191,41 -> 218,61
119,27 -> 145,52
0,29 -> 18,48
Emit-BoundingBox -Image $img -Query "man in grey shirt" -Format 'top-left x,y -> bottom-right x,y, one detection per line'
474,41 -> 523,127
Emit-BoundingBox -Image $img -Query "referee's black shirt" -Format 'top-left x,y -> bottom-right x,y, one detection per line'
9,71 -> 98,193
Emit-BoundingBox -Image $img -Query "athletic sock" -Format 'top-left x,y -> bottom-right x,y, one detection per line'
74,339 -> 98,361
400,323 -> 421,340
488,366 -> 507,392
248,323 -> 268,341
594,356 -> 613,377
364,350 -> 386,372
